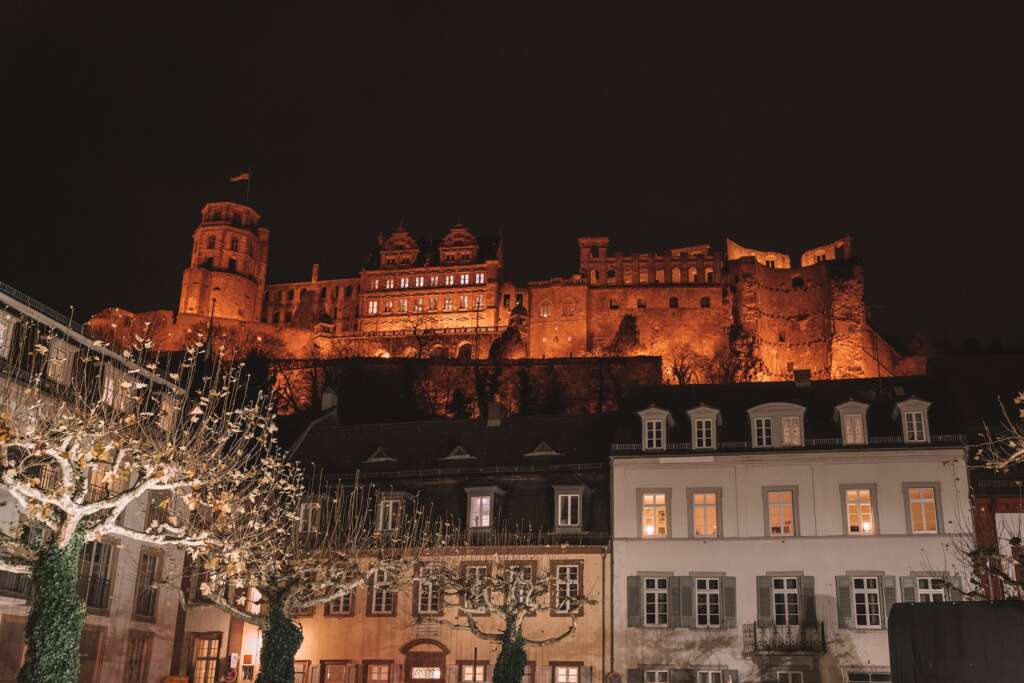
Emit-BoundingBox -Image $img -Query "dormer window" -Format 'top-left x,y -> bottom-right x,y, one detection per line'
554,485 -> 586,531
687,406 -> 721,450
748,403 -> 806,449
835,401 -> 869,445
465,486 -> 504,530
638,407 -> 673,452
377,495 -> 405,532
525,441 -> 561,457
441,445 -> 474,461
895,399 -> 932,444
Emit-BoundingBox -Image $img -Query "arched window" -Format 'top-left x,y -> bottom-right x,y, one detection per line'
562,299 -> 575,316
704,269 -> 714,284
539,301 -> 551,318
688,267 -> 698,283
700,297 -> 711,309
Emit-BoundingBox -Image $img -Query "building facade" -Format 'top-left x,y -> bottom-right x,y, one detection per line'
609,379 -> 971,683
89,202 -> 923,383
0,282 -> 186,683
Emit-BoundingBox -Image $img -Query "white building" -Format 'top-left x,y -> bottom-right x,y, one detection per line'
610,379 -> 971,683
0,282 -> 185,683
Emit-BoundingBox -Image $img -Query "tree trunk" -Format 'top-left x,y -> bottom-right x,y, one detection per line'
492,618 -> 527,683
18,533 -> 86,683
256,598 -> 304,683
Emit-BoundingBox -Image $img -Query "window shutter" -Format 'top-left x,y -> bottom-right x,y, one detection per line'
628,670 -> 642,683
725,670 -> 740,683
900,576 -> 916,603
835,576 -> 853,628
390,665 -> 402,683
722,576 -> 737,628
799,575 -> 816,625
755,575 -> 773,626
582,666 -> 593,683
351,664 -> 362,683
947,574 -> 964,600
680,576 -> 694,628
627,576 -> 642,627
447,665 -> 459,683
881,575 -> 898,628
670,671 -> 696,683
669,576 -> 682,628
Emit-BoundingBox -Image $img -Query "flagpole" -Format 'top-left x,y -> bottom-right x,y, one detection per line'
246,167 -> 253,204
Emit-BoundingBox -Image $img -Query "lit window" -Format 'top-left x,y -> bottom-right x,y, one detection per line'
191,635 -> 220,683
554,564 -> 580,612
539,302 -> 550,318
372,278 -> 380,290
845,489 -> 875,535
843,413 -> 866,444
781,416 -> 802,446
557,494 -> 580,527
367,300 -> 378,314
371,569 -> 394,614
692,491 -> 718,537
695,577 -> 720,627
767,490 -> 795,537
907,486 -> 938,534
766,259 -> 776,269
554,668 -> 579,683
469,495 -> 491,528
443,296 -> 453,312
459,294 -> 469,310
460,273 -> 470,285
643,577 -> 668,626
475,272 -> 485,284
415,276 -> 425,287
904,411 -> 926,442
385,278 -> 394,289
644,419 -> 664,450
461,665 -> 486,682
378,498 -> 403,532
694,418 -> 713,449
399,277 -> 410,288
773,577 -> 800,625
754,417 -> 773,447
852,577 -> 882,628
399,299 -> 408,313
383,300 -> 393,313
444,274 -> 455,286
368,664 -> 391,683
916,576 -> 945,602
641,493 -> 668,538
325,592 -> 352,615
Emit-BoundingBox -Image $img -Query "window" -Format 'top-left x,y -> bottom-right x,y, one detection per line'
325,592 -> 352,615
644,419 -> 664,450
464,565 -> 488,610
230,237 -> 239,251
372,278 -> 380,290
688,267 -> 698,283
429,297 -> 438,311
502,294 -> 511,308
561,299 -> 575,316
852,577 -> 882,628
766,259 -> 776,269
766,490 -> 796,537
555,564 -> 580,612
368,664 -> 392,683
773,577 -> 800,625
78,541 -> 113,609
415,276 -> 425,287
907,486 -> 938,534
904,411 -> 926,442
697,672 -> 722,683
459,294 -> 468,310
367,300 -> 378,314
639,270 -> 649,284
287,289 -> 295,301
378,498 -> 403,532
430,275 -> 440,287
668,297 -> 678,308
460,273 -> 470,285
845,488 -> 876,535
383,300 -> 393,313
371,569 -> 395,614
418,569 -> 441,614
133,551 -> 159,619
641,493 -> 668,538
539,302 -> 551,318
400,277 -> 410,288
847,673 -> 891,683
843,413 -> 866,444
694,418 -> 713,449
909,577 -> 952,608
475,273 -> 485,284
557,494 -> 580,527
705,269 -> 714,283
700,297 -> 711,308
414,298 -> 423,312
461,664 -> 486,683
0,314 -> 13,358
781,416 -> 802,446
469,495 -> 492,528
191,634 -> 220,683
399,299 -> 408,313
691,491 -> 719,538
124,632 -> 151,683
444,274 -> 455,286
636,298 -> 646,309
297,501 -> 319,534
411,668 -> 443,681
385,278 -> 394,289
609,298 -> 620,310
45,339 -> 75,385
443,296 -> 453,312
645,671 -> 669,683
754,417 -> 773,447
695,577 -> 721,627
206,235 -> 216,249
474,295 -> 484,310
644,576 -> 669,626
815,253 -> 825,263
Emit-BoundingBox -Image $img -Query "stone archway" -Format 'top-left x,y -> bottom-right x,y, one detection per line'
428,344 -> 449,359
456,342 -> 473,360
400,639 -> 449,683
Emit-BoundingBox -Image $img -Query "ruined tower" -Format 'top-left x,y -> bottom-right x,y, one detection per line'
177,202 -> 270,322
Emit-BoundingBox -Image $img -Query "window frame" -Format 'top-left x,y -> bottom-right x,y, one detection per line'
554,486 -> 584,530
895,399 -> 931,444
841,484 -> 879,536
368,568 -> 396,616
415,565 -> 442,615
131,549 -> 161,622
638,406 -> 672,452
465,486 -> 503,530
763,486 -> 799,537
850,576 -> 884,629
687,487 -> 723,539
551,560 -> 583,615
754,417 -> 773,447
694,576 -> 722,628
190,632 -> 221,683
123,630 -> 152,683
687,406 -> 720,451
377,496 -> 405,533
902,482 -> 941,535
638,489 -> 670,539
324,591 -> 354,617
836,401 -> 869,445
641,575 -> 670,627
771,576 -> 801,626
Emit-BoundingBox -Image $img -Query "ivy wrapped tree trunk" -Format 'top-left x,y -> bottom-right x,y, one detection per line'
493,618 -> 528,683
256,599 -> 304,683
18,533 -> 86,683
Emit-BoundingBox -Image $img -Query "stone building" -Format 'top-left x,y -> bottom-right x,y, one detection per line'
89,201 -> 923,383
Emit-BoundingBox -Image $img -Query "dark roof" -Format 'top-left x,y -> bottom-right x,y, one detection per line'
611,376 -> 964,450
372,235 -> 502,269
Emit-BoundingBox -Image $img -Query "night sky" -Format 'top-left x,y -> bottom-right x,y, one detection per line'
2,3 -> 1019,347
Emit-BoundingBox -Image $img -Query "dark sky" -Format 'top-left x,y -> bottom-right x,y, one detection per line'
1,3 -> 1019,346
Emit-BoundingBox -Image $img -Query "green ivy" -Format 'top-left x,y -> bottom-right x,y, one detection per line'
19,532 -> 87,683
256,598 -> 303,683
493,618 -> 528,683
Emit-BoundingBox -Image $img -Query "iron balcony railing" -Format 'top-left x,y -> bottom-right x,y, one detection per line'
77,574 -> 111,610
742,622 -> 826,654
0,571 -> 31,599
612,434 -> 964,454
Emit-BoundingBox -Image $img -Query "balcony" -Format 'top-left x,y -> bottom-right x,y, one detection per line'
77,575 -> 111,610
743,622 -> 826,654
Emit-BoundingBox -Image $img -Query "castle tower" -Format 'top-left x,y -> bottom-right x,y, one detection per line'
177,202 -> 270,322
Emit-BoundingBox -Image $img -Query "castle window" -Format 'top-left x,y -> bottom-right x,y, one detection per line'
590,269 -> 600,284
444,274 -> 455,286
607,269 -> 616,280
385,278 -> 394,289
372,279 -> 380,290
202,257 -> 213,268
515,293 -> 523,307
383,300 -> 393,313
778,332 -> 786,342
367,301 -> 378,314
228,258 -> 237,272
459,294 -> 469,310
591,246 -> 600,258
287,290 -> 295,301
503,294 -> 511,308
429,297 -> 438,311
562,300 -> 575,316
704,269 -> 714,284
609,298 -> 620,310
669,297 -> 679,308
415,276 -> 425,288
639,269 -> 649,284
766,259 -> 776,269
815,252 -> 826,263
460,274 -> 470,285
399,277 -> 409,288
430,275 -> 440,287
539,302 -> 551,318
345,285 -> 352,298
230,237 -> 239,251
321,287 -> 327,299
399,299 -> 408,313
443,296 -> 453,312
475,273 -> 485,285
688,267 -> 698,283
275,290 -> 282,302
654,269 -> 664,284
624,268 -> 634,284
700,297 -> 711,308
207,236 -> 216,249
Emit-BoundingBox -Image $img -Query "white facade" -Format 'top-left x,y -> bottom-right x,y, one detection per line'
612,436 -> 970,683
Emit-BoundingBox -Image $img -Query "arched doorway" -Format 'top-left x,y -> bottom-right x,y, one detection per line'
456,342 -> 473,360
428,345 -> 449,359
400,639 -> 448,683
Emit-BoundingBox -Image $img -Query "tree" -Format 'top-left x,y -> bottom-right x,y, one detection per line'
0,316 -> 280,683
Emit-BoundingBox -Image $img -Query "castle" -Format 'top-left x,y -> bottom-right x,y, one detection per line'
88,201 -> 923,383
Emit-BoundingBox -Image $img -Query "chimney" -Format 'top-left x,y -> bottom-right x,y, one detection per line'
486,401 -> 506,427
793,369 -> 812,388
311,263 -> 320,282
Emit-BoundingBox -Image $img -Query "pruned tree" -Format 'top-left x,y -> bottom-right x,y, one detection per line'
0,312 -> 280,683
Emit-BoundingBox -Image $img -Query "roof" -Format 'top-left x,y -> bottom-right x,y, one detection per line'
369,234 -> 502,269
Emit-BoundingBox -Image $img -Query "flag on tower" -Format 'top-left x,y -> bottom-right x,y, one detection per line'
230,172 -> 251,182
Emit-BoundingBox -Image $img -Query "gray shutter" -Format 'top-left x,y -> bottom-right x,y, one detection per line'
582,667 -> 592,683
722,576 -> 737,629
669,576 -> 682,628
352,664 -> 362,683
447,665 -> 459,683
835,576 -> 853,628
628,670 -> 643,683
390,665 -> 402,683
725,670 -> 740,683
900,576 -> 916,603
671,671 -> 696,683
755,575 -> 773,626
881,575 -> 898,628
800,575 -> 816,625
627,576 -> 642,627
679,576 -> 695,628
947,574 -> 964,600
